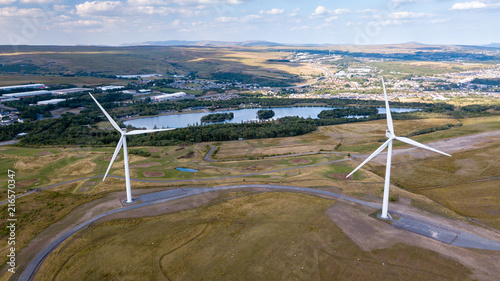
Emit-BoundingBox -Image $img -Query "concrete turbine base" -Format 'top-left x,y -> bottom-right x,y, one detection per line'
377,212 -> 394,221
123,198 -> 139,204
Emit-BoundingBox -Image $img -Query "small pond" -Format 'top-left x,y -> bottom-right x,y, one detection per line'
176,167 -> 199,172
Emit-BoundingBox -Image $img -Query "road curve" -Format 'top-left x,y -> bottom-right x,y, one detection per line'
18,184 -> 500,281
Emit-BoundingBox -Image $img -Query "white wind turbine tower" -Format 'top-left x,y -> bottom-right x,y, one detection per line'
90,93 -> 174,203
346,78 -> 451,219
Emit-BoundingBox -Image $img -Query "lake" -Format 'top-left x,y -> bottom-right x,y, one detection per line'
123,106 -> 420,129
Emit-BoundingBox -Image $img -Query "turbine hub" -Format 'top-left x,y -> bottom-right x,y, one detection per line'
386,129 -> 393,139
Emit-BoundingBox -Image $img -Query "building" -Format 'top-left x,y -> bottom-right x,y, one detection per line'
98,85 -> 125,91
151,92 -> 188,102
1,90 -> 52,99
52,88 -> 91,95
122,90 -> 138,95
116,74 -> 163,78
0,84 -> 46,92
36,98 -> 67,105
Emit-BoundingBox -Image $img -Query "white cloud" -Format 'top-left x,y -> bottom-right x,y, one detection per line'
312,5 -> 328,16
53,5 -> 70,12
0,0 -> 16,5
0,7 -> 43,17
244,14 -> 261,21
311,6 -> 350,18
315,22 -> 332,29
356,9 -> 378,14
214,16 -> 233,22
324,16 -> 338,22
288,8 -> 299,17
127,0 -> 246,6
450,1 -> 487,10
259,8 -> 284,15
390,11 -> 428,19
374,11 -> 432,25
75,1 -> 123,16
215,13 -> 261,23
392,0 -> 416,7
65,20 -> 102,27
19,0 -> 57,4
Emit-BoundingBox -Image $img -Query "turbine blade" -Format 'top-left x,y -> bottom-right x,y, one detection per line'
125,128 -> 175,135
347,139 -> 392,178
395,136 -> 451,157
89,93 -> 122,132
382,77 -> 394,134
103,136 -> 124,181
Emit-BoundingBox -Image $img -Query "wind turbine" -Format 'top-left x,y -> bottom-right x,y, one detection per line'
346,78 -> 451,219
90,93 -> 174,203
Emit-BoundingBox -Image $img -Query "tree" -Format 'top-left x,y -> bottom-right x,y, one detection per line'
257,109 -> 275,120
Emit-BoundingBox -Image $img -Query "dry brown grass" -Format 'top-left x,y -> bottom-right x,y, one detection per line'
14,154 -> 66,172
58,158 -> 97,176
143,171 -> 165,177
216,129 -> 338,159
35,192 -> 472,281
218,51 -> 324,77
335,118 -> 460,148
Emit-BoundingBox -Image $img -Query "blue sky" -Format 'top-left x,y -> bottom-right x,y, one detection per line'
1,0 -> 499,46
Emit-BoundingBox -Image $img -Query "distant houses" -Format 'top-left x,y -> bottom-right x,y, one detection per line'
0,110 -> 22,126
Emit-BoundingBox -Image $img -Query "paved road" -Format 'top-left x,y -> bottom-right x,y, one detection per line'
18,184 -> 500,281
203,144 -> 218,162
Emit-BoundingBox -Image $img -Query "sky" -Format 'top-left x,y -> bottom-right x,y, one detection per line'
0,0 -> 499,46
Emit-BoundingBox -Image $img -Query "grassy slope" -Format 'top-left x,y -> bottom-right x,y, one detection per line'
0,46 -> 314,87
35,193 -> 471,281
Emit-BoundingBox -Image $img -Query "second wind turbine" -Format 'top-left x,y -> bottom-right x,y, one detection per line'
347,78 -> 451,219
